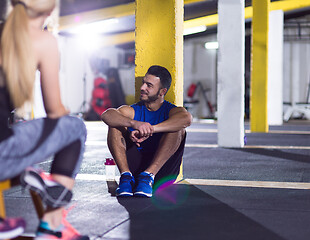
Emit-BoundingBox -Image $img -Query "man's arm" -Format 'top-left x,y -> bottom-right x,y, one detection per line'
153,107 -> 192,133
101,106 -> 154,137
101,105 -> 134,128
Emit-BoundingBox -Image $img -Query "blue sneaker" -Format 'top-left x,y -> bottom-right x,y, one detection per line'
134,172 -> 154,198
116,172 -> 135,197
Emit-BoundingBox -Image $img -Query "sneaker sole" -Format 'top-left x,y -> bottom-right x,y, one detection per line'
0,226 -> 24,239
134,191 -> 152,198
35,235 -> 90,240
116,191 -> 133,197
20,170 -> 72,208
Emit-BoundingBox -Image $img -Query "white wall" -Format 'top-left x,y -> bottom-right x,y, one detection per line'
184,35 -> 218,118
56,36 -> 135,114
283,42 -> 310,104
33,32 -> 309,120
183,34 -> 310,121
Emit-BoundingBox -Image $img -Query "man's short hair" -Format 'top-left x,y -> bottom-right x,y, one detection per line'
146,65 -> 172,91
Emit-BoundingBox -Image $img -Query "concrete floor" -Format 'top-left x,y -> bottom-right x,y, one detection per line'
4,119 -> 310,240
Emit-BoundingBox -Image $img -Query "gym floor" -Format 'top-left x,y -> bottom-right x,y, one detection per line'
4,119 -> 310,240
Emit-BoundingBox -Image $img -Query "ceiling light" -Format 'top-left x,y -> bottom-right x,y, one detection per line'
69,18 -> 119,35
204,41 -> 218,50
183,25 -> 207,36
77,34 -> 102,52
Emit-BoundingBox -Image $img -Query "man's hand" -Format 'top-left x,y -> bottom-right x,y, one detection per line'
130,130 -> 150,147
131,121 -> 154,138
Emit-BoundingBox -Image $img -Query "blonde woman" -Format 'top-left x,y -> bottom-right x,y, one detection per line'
0,1 -> 88,239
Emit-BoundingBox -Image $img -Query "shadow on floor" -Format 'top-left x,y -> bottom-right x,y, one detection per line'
101,182 -> 284,240
232,148 -> 310,164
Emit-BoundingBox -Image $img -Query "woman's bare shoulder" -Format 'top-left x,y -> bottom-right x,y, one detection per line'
31,30 -> 57,51
31,30 -> 58,65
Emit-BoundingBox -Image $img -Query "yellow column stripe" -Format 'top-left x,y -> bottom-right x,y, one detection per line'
0,180 -> 11,217
250,0 -> 269,133
135,0 -> 183,179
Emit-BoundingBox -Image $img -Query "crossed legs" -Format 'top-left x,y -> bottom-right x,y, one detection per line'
107,126 -> 186,179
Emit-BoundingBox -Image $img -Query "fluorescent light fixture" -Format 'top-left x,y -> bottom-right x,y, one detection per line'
183,25 -> 207,36
70,18 -> 119,52
77,34 -> 102,52
204,41 -> 218,50
69,18 -> 119,35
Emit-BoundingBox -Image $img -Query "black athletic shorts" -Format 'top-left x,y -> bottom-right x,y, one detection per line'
125,131 -> 186,184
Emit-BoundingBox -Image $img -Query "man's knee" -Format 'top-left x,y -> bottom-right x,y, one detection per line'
107,127 -> 129,150
108,126 -> 127,139
161,129 -> 186,144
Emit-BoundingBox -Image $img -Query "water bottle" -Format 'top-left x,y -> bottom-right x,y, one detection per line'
105,158 -> 116,181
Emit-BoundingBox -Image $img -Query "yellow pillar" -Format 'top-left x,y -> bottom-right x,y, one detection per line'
0,181 -> 10,217
135,0 -> 184,106
0,190 -> 6,217
135,0 -> 184,180
250,0 -> 270,132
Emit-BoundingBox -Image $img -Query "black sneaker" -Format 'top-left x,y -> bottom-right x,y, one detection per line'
20,168 -> 72,208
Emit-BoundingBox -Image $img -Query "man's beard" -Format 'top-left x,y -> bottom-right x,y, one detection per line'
140,89 -> 161,103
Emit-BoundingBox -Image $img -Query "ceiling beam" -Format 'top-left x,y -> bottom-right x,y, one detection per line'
59,2 -> 135,30
59,0 -> 310,47
184,0 -> 207,4
100,31 -> 135,47
59,0 -> 207,30
185,0 -> 310,29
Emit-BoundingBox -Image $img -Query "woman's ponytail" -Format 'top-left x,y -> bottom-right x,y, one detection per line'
1,3 -> 36,108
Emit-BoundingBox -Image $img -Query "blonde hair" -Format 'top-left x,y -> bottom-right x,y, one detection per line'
1,0 -> 55,108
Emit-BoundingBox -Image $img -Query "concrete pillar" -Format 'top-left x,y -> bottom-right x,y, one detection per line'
135,0 -> 183,106
251,0 -> 270,132
268,10 -> 284,125
217,0 -> 245,147
135,0 -> 184,178
290,44 -> 300,105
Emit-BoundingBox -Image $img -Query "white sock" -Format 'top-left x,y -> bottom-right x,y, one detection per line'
121,171 -> 132,176
144,171 -> 155,180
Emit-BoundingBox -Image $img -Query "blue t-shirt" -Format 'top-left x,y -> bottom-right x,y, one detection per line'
130,100 -> 176,153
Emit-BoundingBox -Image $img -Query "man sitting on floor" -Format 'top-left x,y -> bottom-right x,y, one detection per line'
101,65 -> 192,197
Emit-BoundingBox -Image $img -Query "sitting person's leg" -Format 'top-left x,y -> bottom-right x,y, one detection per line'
0,116 -> 86,182
31,116 -> 87,239
145,129 -> 186,180
107,127 -> 135,197
107,126 -> 131,174
128,130 -> 186,197
0,115 -> 88,239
